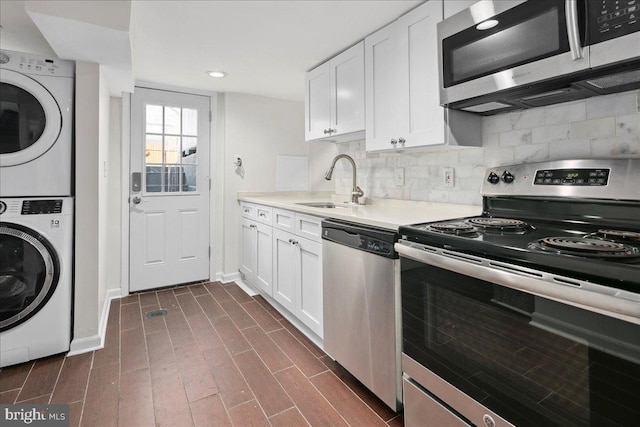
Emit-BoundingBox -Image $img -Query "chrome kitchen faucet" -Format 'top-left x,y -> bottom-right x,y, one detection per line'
324,154 -> 364,205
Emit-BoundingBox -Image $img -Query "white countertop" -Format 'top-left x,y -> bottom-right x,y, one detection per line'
237,192 -> 482,230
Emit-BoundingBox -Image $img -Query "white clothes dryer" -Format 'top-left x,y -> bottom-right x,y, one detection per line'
0,49 -> 74,197
0,197 -> 73,367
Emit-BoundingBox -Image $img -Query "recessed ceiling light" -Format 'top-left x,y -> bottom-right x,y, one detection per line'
476,19 -> 499,30
207,71 -> 226,78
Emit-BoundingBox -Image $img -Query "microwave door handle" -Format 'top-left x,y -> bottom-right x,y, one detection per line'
565,0 -> 583,60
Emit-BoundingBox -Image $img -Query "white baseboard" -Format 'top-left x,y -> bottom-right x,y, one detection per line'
215,271 -> 241,284
234,279 -> 258,296
68,288 -> 122,356
215,271 -> 257,296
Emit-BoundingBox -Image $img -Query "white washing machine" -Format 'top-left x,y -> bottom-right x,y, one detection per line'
0,197 -> 73,367
0,49 -> 74,197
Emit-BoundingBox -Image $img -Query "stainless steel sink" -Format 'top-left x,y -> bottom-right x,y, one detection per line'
295,202 -> 347,209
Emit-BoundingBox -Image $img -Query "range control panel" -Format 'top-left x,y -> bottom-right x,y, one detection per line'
533,168 -> 611,186
480,160 -> 640,199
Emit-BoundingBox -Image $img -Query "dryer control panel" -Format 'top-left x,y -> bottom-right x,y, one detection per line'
0,49 -> 75,77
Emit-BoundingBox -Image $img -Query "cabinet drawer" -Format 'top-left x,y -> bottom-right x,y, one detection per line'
240,202 -> 256,219
241,202 -> 272,225
294,212 -> 323,243
256,205 -> 272,225
273,208 -> 295,232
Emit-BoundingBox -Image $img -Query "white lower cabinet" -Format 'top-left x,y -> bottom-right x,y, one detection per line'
240,218 -> 273,295
272,228 -> 323,338
241,204 -> 323,338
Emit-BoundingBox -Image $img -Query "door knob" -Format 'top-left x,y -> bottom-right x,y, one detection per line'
132,196 -> 142,205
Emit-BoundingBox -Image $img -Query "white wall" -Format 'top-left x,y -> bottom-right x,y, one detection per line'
216,93 -> 335,278
72,62 -> 121,352
106,98 -> 122,297
332,90 -> 640,205
74,62 -> 101,342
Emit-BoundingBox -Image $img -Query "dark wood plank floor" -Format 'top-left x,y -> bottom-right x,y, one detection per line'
0,281 -> 403,427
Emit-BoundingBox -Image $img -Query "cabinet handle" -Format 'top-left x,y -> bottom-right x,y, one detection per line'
259,213 -> 266,218
323,128 -> 335,135
250,224 -> 257,229
244,209 -> 250,213
288,238 -> 299,246
390,139 -> 398,146
398,137 -> 406,145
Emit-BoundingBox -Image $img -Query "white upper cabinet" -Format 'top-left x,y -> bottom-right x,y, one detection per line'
365,0 -> 445,152
443,0 -> 477,18
305,41 -> 365,142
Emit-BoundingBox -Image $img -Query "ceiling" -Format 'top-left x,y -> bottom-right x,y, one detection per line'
0,0 -> 423,101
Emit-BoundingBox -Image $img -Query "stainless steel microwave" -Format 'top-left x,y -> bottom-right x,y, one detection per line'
438,0 -> 640,115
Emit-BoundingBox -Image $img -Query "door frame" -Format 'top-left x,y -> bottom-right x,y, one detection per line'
120,81 -> 218,297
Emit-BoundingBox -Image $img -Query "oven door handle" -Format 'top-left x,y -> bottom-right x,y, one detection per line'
395,241 -> 640,325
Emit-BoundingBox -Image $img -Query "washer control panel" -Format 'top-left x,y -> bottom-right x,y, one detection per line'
21,199 -> 63,215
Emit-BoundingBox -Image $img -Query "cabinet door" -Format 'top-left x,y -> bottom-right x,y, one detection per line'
330,41 -> 365,136
297,237 -> 323,338
272,228 -> 297,314
305,62 -> 331,141
397,0 -> 445,149
240,218 -> 257,282
365,22 -> 401,152
254,222 -> 273,296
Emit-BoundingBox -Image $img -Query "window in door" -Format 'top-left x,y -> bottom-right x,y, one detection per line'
144,104 -> 198,193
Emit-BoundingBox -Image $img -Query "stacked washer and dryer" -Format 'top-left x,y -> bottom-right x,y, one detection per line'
0,50 -> 75,367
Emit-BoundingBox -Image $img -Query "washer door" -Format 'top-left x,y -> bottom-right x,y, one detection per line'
0,69 -> 62,166
0,223 -> 59,332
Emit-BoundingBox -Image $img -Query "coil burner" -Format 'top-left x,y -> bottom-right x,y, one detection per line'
467,217 -> 529,233
596,229 -> 640,243
426,222 -> 478,236
531,236 -> 640,259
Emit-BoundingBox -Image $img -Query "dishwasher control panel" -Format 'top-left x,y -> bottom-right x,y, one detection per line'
321,220 -> 399,259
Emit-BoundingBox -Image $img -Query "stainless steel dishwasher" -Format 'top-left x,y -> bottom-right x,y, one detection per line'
322,219 -> 401,411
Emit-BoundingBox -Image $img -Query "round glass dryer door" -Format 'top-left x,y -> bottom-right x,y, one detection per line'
0,223 -> 59,332
0,69 -> 62,166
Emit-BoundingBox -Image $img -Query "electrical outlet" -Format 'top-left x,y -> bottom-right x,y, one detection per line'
443,167 -> 454,188
395,167 -> 405,186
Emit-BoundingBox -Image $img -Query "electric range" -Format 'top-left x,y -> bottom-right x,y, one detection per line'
396,159 -> 640,427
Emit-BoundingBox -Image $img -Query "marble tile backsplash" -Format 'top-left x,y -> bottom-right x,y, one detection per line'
332,90 -> 640,206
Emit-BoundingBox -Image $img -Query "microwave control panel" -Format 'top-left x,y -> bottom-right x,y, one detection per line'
590,0 -> 639,44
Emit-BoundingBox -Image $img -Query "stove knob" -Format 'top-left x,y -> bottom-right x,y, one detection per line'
487,172 -> 500,184
502,171 -> 515,183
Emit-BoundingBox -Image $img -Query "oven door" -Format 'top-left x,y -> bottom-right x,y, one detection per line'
438,0 -> 589,107
397,240 -> 640,427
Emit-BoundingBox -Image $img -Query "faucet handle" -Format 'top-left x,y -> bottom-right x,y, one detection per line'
352,186 -> 364,198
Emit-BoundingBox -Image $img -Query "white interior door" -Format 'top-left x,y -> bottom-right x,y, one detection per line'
129,87 -> 210,292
